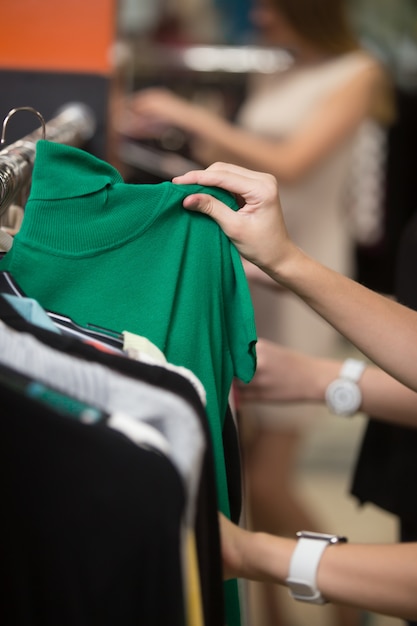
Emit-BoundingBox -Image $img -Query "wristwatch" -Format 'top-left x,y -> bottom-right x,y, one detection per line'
325,358 -> 366,416
286,531 -> 348,604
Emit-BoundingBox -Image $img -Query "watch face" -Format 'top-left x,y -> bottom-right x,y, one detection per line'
325,378 -> 362,416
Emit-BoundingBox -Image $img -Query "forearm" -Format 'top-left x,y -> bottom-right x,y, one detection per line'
318,542 -> 417,620
358,367 -> 417,427
190,70 -> 380,182
187,112 -> 300,182
243,533 -> 417,620
239,531 -> 294,583
270,245 -> 417,394
242,343 -> 417,427
307,360 -> 417,428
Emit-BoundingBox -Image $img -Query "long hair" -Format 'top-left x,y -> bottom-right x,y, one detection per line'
272,0 -> 359,54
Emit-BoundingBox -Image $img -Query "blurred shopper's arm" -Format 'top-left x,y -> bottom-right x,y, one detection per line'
238,338 -> 417,429
122,60 -> 386,182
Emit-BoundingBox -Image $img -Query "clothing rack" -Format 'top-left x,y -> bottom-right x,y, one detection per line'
0,123 -> 255,626
0,102 -> 96,218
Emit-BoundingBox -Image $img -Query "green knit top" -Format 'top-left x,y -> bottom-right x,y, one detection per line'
0,140 -> 257,519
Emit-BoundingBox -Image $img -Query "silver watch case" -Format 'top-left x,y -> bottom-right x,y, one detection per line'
325,378 -> 362,416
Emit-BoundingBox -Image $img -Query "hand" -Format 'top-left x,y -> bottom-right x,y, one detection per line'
238,338 -> 339,404
218,513 -> 250,580
173,162 -> 295,275
219,512 -> 293,585
121,88 -> 203,139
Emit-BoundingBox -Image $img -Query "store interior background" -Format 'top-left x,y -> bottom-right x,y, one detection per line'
2,1 -> 417,625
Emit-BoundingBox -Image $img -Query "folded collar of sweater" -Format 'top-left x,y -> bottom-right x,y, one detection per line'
15,141 -> 184,255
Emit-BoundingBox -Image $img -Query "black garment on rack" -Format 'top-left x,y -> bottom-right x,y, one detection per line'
0,374 -> 186,626
0,272 -> 242,530
0,270 -> 242,524
351,211 -> 417,524
0,293 -> 225,626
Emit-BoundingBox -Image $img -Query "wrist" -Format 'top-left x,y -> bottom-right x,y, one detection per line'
266,243 -> 308,292
313,360 -> 345,403
249,532 -> 294,584
286,531 -> 348,604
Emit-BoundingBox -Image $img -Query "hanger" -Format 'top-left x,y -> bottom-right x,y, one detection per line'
0,109 -> 124,351
0,106 -> 46,226
1,106 -> 46,146
0,103 -> 96,220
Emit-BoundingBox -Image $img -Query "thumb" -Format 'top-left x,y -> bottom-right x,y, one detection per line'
183,192 -> 237,238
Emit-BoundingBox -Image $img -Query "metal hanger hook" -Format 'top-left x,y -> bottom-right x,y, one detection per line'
1,106 -> 46,146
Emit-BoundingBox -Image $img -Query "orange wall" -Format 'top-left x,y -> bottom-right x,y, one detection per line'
0,0 -> 117,75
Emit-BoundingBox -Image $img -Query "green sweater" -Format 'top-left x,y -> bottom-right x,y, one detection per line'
0,140 -> 257,625
1,141 -> 257,511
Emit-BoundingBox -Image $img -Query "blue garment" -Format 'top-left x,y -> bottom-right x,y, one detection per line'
3,294 -> 59,333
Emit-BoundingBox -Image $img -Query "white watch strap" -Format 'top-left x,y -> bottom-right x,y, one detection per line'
286,537 -> 329,603
339,358 -> 366,382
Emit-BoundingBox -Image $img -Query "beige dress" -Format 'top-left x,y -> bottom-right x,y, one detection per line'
238,51 -> 383,427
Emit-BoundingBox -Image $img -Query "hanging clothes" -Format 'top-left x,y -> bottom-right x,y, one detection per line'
0,369 -> 187,626
0,140 -> 257,626
0,140 -> 257,525
0,320 -> 203,626
0,293 -> 225,626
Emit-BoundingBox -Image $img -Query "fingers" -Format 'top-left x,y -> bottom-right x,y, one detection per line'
173,162 -> 288,272
173,161 -> 269,185
129,87 -> 171,108
173,162 -> 277,205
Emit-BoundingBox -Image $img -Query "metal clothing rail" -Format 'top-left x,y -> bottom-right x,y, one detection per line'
0,102 -> 96,218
